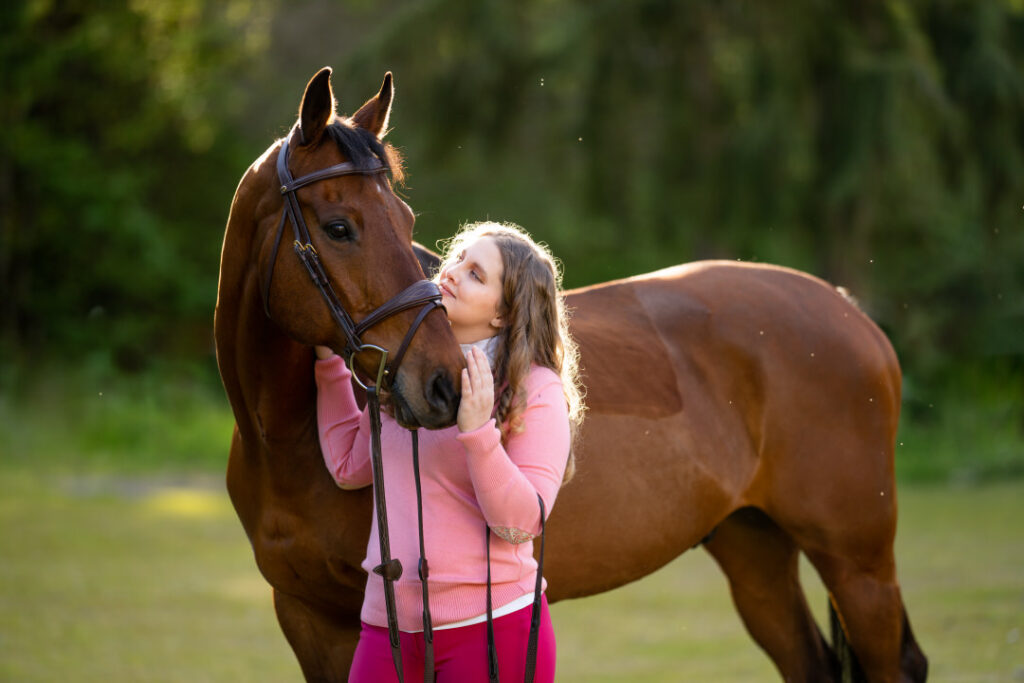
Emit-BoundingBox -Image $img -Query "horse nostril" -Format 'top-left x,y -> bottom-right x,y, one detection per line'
426,369 -> 458,417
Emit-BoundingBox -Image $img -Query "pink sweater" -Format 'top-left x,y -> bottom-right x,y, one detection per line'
315,355 -> 570,631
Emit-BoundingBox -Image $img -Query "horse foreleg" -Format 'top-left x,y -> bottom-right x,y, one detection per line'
704,507 -> 838,682
273,589 -> 361,682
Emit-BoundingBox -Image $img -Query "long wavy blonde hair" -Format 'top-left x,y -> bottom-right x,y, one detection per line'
436,221 -> 585,483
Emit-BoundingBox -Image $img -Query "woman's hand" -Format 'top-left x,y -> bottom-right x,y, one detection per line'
458,346 -> 494,433
315,345 -> 335,360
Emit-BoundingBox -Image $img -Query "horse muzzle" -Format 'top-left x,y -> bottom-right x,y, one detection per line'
391,367 -> 460,430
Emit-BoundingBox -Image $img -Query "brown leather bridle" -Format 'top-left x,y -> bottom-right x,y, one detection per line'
263,132 -> 444,389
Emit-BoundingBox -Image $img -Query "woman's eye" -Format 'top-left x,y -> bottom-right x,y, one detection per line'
470,269 -> 481,282
323,220 -> 351,241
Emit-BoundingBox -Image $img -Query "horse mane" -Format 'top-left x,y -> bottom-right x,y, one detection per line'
326,119 -> 405,185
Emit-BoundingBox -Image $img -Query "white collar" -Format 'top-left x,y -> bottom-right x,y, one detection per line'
459,335 -> 499,369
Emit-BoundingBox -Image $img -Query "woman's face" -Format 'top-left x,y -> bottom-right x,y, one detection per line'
437,236 -> 504,344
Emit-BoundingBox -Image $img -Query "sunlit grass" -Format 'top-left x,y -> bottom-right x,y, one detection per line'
143,487 -> 227,518
0,467 -> 1021,681
1,364 -> 1022,680
0,469 -> 297,683
553,484 -> 1024,682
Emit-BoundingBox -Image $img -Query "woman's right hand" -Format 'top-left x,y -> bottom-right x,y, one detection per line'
315,345 -> 335,360
458,346 -> 495,433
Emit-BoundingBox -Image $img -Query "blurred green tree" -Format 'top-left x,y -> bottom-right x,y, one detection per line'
0,0 -> 274,370
322,0 -> 1024,395
1,0 -> 1021,422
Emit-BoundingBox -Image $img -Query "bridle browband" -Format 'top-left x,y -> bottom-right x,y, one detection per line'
263,132 -> 444,388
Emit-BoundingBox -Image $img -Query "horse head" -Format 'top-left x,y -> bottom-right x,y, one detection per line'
243,68 -> 463,429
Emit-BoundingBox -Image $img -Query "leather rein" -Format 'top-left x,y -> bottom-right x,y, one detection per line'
265,132 -> 545,683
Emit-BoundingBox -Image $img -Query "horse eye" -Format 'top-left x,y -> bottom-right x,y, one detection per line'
323,220 -> 352,241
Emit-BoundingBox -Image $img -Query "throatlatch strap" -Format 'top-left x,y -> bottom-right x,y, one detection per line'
411,430 -> 435,683
486,493 -> 547,683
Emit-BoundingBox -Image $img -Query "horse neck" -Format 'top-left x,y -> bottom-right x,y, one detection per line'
244,309 -> 317,445
217,225 -> 322,481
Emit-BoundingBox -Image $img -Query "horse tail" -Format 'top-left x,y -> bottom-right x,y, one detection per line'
829,594 -> 867,683
900,605 -> 930,682
835,285 -> 861,311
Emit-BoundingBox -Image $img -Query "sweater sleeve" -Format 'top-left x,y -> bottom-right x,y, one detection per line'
315,355 -> 373,489
456,367 -> 570,542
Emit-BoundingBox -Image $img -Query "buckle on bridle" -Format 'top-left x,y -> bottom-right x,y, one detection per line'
347,343 -> 389,390
293,239 -> 317,256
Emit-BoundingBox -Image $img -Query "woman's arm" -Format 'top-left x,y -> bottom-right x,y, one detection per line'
315,353 -> 373,489
457,367 -> 570,542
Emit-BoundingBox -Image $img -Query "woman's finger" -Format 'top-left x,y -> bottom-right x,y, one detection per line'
476,348 -> 491,380
475,348 -> 489,383
466,349 -> 479,388
462,367 -> 472,395
475,350 -> 492,389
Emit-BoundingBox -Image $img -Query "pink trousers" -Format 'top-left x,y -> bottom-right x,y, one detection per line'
348,595 -> 555,683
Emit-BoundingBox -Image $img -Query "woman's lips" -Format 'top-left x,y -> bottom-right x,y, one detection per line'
440,283 -> 455,298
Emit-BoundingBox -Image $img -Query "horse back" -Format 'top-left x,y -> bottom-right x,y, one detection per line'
567,259 -> 900,434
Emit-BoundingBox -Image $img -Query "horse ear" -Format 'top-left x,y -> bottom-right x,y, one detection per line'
299,67 -> 336,146
351,72 -> 394,139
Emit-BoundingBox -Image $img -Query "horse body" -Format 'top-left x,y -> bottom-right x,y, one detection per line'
216,69 -> 926,682
543,260 -> 922,681
549,258 -> 900,582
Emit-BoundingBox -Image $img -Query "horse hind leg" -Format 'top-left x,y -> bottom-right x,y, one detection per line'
806,546 -> 927,683
704,507 -> 839,682
829,599 -> 927,683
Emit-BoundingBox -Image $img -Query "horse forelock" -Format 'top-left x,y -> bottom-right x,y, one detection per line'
232,119 -> 408,248
325,120 -> 405,186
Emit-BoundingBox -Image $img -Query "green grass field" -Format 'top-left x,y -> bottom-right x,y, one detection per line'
1,371 -> 1022,680
1,468 -> 1021,682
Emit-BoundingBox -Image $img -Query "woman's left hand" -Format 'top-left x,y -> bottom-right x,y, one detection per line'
458,346 -> 494,433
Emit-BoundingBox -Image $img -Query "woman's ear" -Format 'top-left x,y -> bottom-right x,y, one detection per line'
490,315 -> 504,330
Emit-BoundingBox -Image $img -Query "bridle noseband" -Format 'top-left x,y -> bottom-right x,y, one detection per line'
263,133 -> 443,388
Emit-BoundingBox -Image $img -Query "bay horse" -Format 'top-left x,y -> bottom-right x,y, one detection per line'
216,68 -> 927,682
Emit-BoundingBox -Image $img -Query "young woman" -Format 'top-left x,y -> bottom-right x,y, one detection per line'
314,221 -> 584,682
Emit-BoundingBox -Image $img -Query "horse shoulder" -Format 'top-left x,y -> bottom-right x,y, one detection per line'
567,276 -> 710,417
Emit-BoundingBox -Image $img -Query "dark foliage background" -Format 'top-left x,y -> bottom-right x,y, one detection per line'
2,0 -> 1021,477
